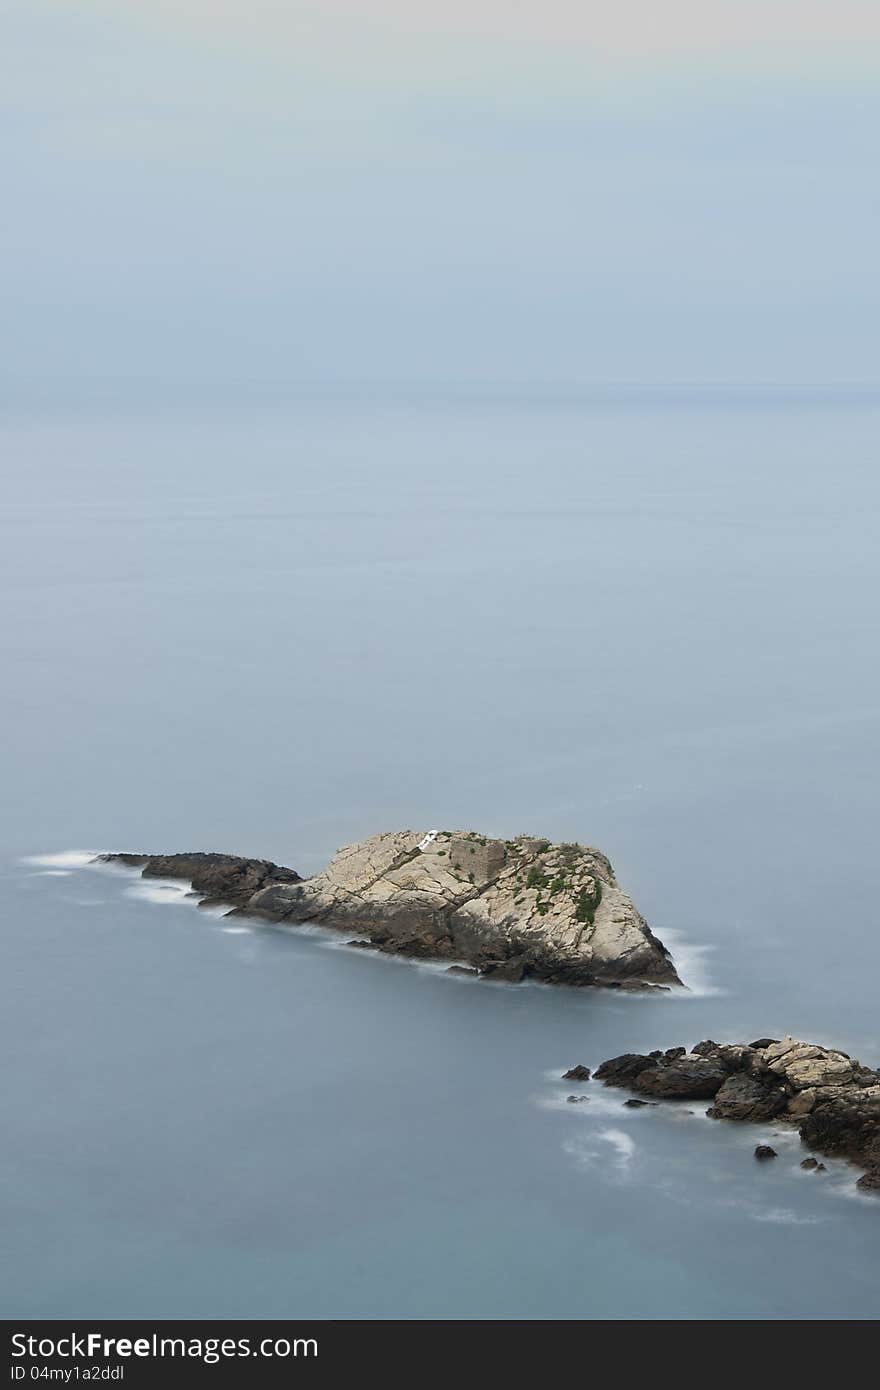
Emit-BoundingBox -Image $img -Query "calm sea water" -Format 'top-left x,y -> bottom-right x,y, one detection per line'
2,395 -> 878,1319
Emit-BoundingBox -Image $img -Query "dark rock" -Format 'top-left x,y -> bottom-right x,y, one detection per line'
520,958 -> 599,987
480,955 -> 529,983
94,853 -> 149,868
665,1046 -> 686,1058
374,931 -> 454,960
593,1034 -> 880,1192
566,1095 -> 588,1104
446,964 -> 479,976
799,1087 -> 880,1172
346,939 -> 376,949
594,1053 -> 658,1084
815,1163 -> 826,1172
707,1074 -> 788,1122
624,1098 -> 657,1108
692,1041 -> 756,1073
754,1145 -> 777,1159
853,1066 -> 880,1087
636,1059 -> 728,1100
562,1065 -> 591,1081
856,1168 -> 880,1192
97,852 -> 300,910
597,1049 -> 728,1099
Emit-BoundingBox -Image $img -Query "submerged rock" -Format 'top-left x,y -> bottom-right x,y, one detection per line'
856,1169 -> 880,1192
593,1034 -> 880,1193
98,830 -> 680,991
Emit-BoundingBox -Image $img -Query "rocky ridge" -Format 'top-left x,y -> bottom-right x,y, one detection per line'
97,852 -> 301,910
591,1036 -> 880,1192
97,830 -> 680,989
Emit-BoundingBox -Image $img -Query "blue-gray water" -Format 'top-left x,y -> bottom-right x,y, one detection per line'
2,396 -> 879,1319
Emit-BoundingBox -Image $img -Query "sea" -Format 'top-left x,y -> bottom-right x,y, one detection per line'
2,391 -> 878,1318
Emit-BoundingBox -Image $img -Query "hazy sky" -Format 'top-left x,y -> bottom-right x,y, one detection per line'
3,1 -> 879,391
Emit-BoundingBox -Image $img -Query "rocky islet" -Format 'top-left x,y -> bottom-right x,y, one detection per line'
98,830 -> 680,990
95,845 -> 879,1198
588,1036 -> 880,1193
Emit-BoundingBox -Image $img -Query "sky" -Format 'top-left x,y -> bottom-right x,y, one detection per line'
3,1 -> 879,394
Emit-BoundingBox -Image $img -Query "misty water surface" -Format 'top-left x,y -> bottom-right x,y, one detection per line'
2,395 -> 878,1317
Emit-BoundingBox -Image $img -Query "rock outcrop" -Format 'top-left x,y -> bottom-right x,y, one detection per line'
95,852 -> 300,909
592,1036 -> 880,1192
97,830 -> 680,989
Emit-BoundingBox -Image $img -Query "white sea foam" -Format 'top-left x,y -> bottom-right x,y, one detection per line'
816,1163 -> 878,1203
757,1128 -> 800,1150
538,1069 -> 687,1120
539,1066 -> 703,1121
124,879 -> 193,906
561,1134 -> 601,1169
20,850 -> 100,870
746,1205 -> 823,1226
535,1085 -> 645,1120
316,931 -> 469,978
535,1093 -> 592,1115
221,925 -> 253,935
32,869 -> 72,877
562,1126 -> 638,1176
661,1099 -> 714,1124
598,1127 -> 636,1167
661,929 -> 724,997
